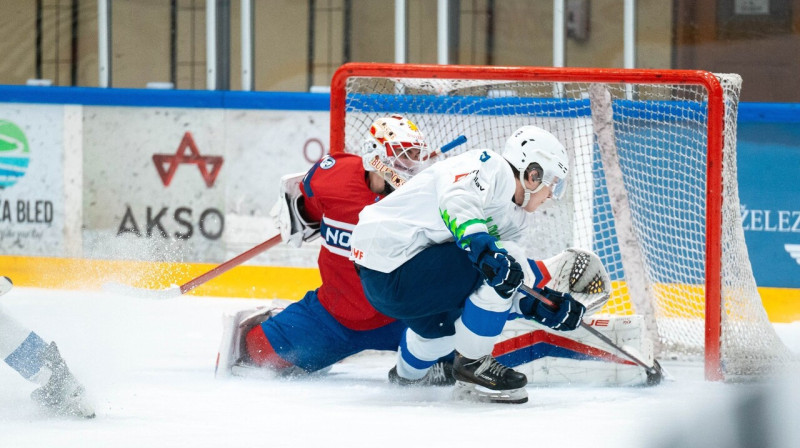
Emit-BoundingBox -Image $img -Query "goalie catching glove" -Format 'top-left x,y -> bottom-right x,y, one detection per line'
466,233 -> 523,299
539,247 -> 612,314
507,247 -> 610,330
269,172 -> 321,248
517,287 -> 585,331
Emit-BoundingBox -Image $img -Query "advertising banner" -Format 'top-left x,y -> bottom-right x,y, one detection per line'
1,90 -> 797,299
81,106 -> 328,264
221,109 -> 328,267
0,104 -> 68,256
738,123 -> 800,288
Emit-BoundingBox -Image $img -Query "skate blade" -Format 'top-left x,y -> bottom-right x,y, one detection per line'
44,402 -> 96,419
32,389 -> 96,419
63,398 -> 96,419
452,380 -> 528,404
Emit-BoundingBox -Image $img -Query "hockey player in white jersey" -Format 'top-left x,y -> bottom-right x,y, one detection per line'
350,125 -> 586,403
0,277 -> 94,418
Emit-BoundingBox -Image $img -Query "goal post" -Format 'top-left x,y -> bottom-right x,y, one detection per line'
329,62 -> 793,381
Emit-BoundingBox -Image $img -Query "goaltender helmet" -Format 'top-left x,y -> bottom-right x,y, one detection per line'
503,125 -> 569,206
362,114 -> 432,190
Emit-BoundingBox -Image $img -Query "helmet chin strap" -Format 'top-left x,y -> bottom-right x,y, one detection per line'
519,171 -> 533,208
519,171 -> 547,208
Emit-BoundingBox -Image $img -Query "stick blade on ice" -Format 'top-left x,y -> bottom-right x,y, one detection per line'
0,276 -> 12,297
102,281 -> 182,300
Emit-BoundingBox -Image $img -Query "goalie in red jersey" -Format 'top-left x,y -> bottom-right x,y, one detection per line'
216,115 -> 455,385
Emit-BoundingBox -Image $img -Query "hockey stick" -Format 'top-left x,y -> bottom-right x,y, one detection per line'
0,276 -> 12,297
430,135 -> 468,158
519,283 -> 666,385
105,234 -> 282,299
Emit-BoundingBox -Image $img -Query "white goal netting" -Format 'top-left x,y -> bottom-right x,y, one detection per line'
331,65 -> 794,380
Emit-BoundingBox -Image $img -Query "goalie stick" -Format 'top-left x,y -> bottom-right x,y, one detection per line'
432,135 -> 468,157
0,276 -> 12,297
105,234 -> 282,299
518,283 -> 667,385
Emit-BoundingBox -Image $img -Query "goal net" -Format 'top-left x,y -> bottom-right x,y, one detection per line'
329,63 -> 794,381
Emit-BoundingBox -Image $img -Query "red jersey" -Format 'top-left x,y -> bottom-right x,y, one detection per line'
299,153 -> 395,330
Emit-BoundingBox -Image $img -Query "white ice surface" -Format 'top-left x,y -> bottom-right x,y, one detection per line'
0,287 -> 798,448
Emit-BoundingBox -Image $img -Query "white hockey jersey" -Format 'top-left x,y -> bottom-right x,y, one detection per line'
350,149 -> 531,273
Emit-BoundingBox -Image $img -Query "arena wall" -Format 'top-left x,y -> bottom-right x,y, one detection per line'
0,85 -> 797,321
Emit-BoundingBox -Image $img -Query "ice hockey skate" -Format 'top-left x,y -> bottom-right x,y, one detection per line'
30,342 -> 95,418
216,307 -> 278,378
388,360 -> 456,387
451,351 -> 528,404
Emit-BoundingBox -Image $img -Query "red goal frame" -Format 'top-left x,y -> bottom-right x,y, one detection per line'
329,63 -> 726,381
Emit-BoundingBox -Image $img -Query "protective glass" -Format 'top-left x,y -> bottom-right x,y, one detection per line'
548,175 -> 567,200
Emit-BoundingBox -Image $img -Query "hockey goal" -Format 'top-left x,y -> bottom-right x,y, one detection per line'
329,62 -> 793,381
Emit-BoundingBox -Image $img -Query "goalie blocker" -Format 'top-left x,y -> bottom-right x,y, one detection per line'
270,172 -> 321,248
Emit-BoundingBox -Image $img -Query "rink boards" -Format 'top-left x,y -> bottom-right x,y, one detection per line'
0,85 -> 797,322
0,255 -> 797,324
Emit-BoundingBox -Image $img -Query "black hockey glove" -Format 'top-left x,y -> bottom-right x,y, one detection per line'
480,252 -> 524,298
518,287 -> 585,331
466,233 -> 523,298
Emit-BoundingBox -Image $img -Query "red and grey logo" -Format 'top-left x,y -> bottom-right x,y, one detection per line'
153,132 -> 223,187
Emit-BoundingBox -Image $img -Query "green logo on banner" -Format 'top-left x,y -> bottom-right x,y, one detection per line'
0,120 -> 30,189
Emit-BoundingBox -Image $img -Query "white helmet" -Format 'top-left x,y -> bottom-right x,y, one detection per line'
362,114 -> 432,190
502,125 -> 569,206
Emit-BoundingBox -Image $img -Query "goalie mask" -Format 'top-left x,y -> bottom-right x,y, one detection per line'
362,114 -> 432,190
502,125 -> 569,207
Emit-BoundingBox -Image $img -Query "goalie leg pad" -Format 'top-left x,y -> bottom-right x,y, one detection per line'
494,315 -> 654,386
216,307 -> 284,378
